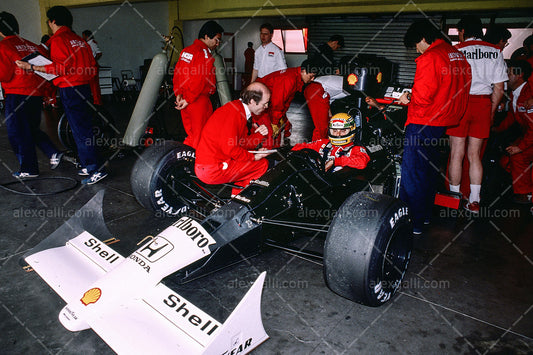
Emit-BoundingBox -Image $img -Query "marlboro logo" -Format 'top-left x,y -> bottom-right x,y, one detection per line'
460,48 -> 498,60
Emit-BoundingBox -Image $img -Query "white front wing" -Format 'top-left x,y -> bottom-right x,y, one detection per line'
24,216 -> 268,354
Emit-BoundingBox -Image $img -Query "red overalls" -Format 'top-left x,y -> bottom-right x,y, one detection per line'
256,67 -> 305,140
497,83 -> 533,195
292,139 -> 370,170
195,100 -> 269,193
173,39 -> 216,149
304,82 -> 330,141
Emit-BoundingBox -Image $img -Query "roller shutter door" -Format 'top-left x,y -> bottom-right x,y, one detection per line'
307,13 -> 444,86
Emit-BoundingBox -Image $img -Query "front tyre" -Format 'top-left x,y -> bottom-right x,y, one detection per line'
324,192 -> 412,306
130,140 -> 196,216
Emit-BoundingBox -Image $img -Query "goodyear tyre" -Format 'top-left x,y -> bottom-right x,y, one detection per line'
324,192 -> 412,306
130,140 -> 196,216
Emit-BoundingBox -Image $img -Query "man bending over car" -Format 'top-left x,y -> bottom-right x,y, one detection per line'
292,113 -> 370,171
195,82 -> 273,195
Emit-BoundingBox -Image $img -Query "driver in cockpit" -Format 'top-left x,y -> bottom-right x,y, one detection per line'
292,113 -> 370,172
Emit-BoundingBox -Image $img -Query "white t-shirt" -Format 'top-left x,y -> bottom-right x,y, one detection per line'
253,42 -> 287,78
87,38 -> 102,58
240,99 -> 251,119
512,82 -> 526,112
455,38 -> 508,95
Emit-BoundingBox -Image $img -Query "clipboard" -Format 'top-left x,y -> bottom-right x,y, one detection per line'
248,149 -> 278,154
21,52 -> 58,81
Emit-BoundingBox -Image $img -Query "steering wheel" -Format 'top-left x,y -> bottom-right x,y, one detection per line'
291,148 -> 325,172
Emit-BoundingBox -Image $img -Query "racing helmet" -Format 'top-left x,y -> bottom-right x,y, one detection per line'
328,113 -> 356,146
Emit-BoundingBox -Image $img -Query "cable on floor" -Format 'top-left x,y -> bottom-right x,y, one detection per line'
0,176 -> 79,196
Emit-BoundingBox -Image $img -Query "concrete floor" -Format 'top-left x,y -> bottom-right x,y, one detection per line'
0,96 -> 532,355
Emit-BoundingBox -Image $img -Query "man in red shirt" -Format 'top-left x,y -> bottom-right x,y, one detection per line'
256,60 -> 317,141
195,82 -> 272,194
0,12 -> 62,178
494,60 -> 533,204
17,6 -> 104,185
173,21 -> 224,149
399,20 -> 471,234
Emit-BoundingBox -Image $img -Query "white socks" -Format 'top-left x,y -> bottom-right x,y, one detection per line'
449,184 -> 481,203
469,184 -> 481,203
450,184 -> 460,193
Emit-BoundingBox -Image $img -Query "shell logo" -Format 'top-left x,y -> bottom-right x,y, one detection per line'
347,73 -> 358,86
81,288 -> 102,306
376,72 -> 383,84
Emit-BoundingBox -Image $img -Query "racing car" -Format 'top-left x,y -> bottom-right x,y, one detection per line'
129,96 -> 412,308
22,60 -> 412,353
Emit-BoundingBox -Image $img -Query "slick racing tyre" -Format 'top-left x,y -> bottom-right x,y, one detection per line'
130,140 -> 196,216
323,192 -> 412,306
57,113 -> 76,151
57,107 -> 116,151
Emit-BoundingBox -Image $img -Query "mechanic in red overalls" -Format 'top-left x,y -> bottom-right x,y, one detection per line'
292,113 -> 370,171
195,82 -> 273,195
173,21 -> 224,149
304,82 -> 330,141
17,6 -> 104,185
493,60 -> 533,204
0,12 -> 62,178
304,75 -> 352,141
256,60 -> 318,142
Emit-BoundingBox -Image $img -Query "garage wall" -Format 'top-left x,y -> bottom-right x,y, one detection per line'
70,1 -> 169,80
2,0 -> 42,43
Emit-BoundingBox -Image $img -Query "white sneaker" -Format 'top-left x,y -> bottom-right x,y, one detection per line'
50,152 -> 64,169
12,172 -> 39,179
78,168 -> 89,176
81,170 -> 108,185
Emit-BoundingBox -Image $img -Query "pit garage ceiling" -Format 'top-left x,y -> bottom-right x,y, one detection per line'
39,0 -> 532,20
177,0 -> 532,20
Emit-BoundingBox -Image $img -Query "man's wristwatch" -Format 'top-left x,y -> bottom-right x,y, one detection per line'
30,64 -> 34,71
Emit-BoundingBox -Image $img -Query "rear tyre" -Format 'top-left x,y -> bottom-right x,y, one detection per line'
130,140 -> 196,216
57,107 -> 116,151
324,192 -> 412,306
57,113 -> 76,151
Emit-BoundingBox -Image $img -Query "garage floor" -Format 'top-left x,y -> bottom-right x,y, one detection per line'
0,96 -> 532,355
